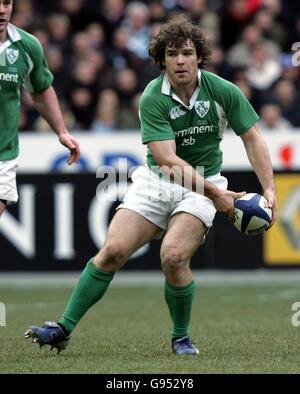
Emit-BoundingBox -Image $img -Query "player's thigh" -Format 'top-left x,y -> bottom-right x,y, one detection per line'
104,208 -> 161,257
0,200 -> 6,217
161,212 -> 207,260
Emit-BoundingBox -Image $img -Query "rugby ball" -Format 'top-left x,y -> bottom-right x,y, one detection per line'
233,193 -> 272,235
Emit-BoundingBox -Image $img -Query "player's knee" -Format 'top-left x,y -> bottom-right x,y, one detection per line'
161,246 -> 189,273
95,242 -> 128,269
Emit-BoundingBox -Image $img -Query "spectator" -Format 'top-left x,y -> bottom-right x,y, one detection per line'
273,79 -> 300,127
45,45 -> 70,99
85,22 -> 106,50
69,87 -> 95,130
206,45 -> 235,80
118,92 -> 142,131
253,7 -> 286,48
227,24 -> 280,68
148,0 -> 167,23
34,101 -> 77,132
11,0 -> 36,30
58,0 -> 96,33
46,13 -> 71,47
114,68 -> 139,108
99,0 -> 126,43
245,43 -> 282,90
71,31 -> 92,62
121,1 -> 151,60
91,89 -> 119,132
259,103 -> 292,130
108,26 -> 145,73
220,0 -> 263,50
182,0 -> 221,44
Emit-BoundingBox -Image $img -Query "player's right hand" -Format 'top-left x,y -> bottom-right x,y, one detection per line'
59,133 -> 81,165
263,188 -> 277,229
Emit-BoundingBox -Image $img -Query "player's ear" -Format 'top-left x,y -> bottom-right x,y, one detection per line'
197,55 -> 203,65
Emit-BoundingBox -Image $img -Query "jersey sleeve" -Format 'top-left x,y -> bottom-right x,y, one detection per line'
222,82 -> 259,136
140,93 -> 175,144
23,37 -> 53,93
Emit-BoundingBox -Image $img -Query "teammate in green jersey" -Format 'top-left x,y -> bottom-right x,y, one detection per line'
0,0 -> 80,218
25,19 -> 276,356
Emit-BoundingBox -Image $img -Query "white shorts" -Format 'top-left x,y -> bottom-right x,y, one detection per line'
0,159 -> 18,205
117,166 -> 228,238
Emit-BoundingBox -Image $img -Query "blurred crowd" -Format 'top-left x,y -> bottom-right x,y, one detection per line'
13,0 -> 300,132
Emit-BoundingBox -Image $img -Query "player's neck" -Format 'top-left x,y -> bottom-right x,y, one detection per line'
172,82 -> 197,106
166,72 -> 198,105
0,30 -> 8,44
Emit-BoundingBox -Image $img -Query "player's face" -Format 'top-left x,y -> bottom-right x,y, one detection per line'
164,40 -> 202,89
0,0 -> 13,39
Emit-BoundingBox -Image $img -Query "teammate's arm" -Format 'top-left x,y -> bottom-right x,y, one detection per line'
241,123 -> 277,227
30,86 -> 80,165
148,139 -> 245,216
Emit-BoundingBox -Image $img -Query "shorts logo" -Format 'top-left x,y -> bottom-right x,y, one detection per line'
6,49 -> 19,65
195,101 -> 210,118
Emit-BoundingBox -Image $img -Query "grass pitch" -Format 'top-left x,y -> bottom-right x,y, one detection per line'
0,271 -> 300,374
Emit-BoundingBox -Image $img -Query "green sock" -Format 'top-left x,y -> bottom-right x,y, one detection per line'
58,258 -> 114,335
164,280 -> 196,339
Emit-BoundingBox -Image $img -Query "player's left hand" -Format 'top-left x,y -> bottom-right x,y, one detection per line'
212,188 -> 246,220
58,133 -> 81,165
263,188 -> 277,229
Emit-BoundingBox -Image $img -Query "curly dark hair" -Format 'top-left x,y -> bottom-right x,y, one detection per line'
149,18 -> 212,70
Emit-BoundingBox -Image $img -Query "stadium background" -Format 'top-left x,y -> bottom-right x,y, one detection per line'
1,0 -> 300,270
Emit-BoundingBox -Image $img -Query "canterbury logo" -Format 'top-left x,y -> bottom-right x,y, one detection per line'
169,105 -> 187,120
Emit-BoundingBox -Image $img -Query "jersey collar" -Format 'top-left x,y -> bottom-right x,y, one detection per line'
161,70 -> 202,109
7,23 -> 22,42
0,24 -> 21,54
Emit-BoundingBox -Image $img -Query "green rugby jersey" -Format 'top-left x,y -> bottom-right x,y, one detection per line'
140,70 -> 259,178
0,24 -> 53,161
